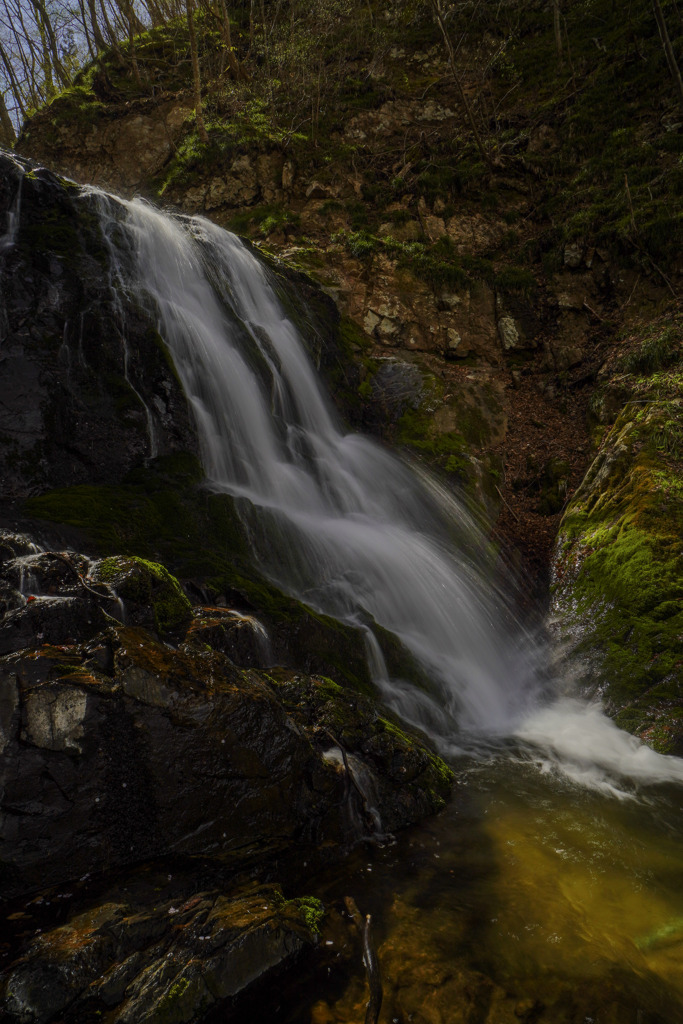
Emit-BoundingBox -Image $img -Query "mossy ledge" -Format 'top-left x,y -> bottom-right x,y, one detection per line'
552,382 -> 683,753
93,554 -> 192,637
23,454 -> 377,692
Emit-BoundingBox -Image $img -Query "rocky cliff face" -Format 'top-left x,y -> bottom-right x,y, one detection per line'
0,153 -> 198,500
0,148 -> 456,1023
550,315 -> 683,754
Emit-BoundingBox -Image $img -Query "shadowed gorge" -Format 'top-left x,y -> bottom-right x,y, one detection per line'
1,0 -> 683,1020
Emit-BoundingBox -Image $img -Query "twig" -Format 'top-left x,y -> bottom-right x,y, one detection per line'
46,552 -> 119,602
583,301 -> 606,322
624,173 -> 637,234
419,75 -> 446,101
363,914 -> 383,1024
495,484 -> 519,522
622,273 -> 641,309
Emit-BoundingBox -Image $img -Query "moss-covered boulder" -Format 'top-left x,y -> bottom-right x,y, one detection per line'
267,669 -> 454,833
551,325 -> 683,753
92,555 -> 192,638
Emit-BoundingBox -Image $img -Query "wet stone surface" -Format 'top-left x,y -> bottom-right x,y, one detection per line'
0,527 -> 452,1023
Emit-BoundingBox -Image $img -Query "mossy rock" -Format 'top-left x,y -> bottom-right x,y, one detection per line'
267,669 -> 454,825
552,391 -> 683,753
24,457 -> 374,691
93,555 -> 192,638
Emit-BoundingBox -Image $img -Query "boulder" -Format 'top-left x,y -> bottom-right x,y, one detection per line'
1,872 -> 319,1024
551,400 -> 683,752
0,535 -> 453,899
0,152 -> 198,500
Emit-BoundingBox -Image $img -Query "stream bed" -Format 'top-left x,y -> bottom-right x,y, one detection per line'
280,753 -> 683,1024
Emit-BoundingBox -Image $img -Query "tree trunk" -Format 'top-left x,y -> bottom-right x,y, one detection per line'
87,0 -> 108,50
187,0 -> 208,141
33,0 -> 72,87
217,0 -> 248,80
651,0 -> 683,111
77,0 -> 97,58
117,0 -> 146,35
0,89 -> 16,146
553,0 -> 563,64
429,0 -> 493,170
0,39 -> 28,119
144,0 -> 165,27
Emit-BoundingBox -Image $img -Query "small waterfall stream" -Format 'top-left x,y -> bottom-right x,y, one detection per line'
83,189 -> 683,796
2,165 -> 683,1021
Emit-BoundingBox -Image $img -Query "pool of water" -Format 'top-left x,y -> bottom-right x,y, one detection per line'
291,753 -> 683,1024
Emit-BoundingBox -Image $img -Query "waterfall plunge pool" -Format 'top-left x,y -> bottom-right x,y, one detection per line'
255,752 -> 683,1024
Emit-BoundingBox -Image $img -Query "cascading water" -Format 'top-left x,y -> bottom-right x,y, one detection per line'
82,188 -> 683,794
0,156 -> 24,255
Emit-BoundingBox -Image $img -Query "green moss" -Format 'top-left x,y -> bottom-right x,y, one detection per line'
620,325 -> 682,375
396,407 -> 468,469
272,890 -> 325,936
315,676 -> 344,698
154,972 -> 211,1024
494,266 -> 536,294
292,896 -> 324,935
554,386 -> 683,744
229,204 -> 300,240
96,555 -> 192,636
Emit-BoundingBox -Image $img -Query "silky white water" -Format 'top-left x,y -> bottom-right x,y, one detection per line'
84,191 -> 683,795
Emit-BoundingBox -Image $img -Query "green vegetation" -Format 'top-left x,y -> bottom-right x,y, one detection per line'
24,453 -> 374,692
499,0 -> 683,270
554,312 -> 683,752
95,555 -> 192,636
396,406 -> 469,478
273,893 -> 325,936
154,972 -> 210,1024
229,203 -> 300,239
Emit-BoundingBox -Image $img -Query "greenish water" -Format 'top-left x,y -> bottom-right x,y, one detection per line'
299,756 -> 683,1024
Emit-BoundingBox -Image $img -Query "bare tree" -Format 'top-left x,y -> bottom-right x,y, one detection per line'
651,0 -> 683,111
429,0 -> 494,170
552,0 -> 563,65
187,0 -> 208,140
0,87 -> 15,145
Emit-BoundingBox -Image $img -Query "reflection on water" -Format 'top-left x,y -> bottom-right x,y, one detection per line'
300,756 -> 683,1024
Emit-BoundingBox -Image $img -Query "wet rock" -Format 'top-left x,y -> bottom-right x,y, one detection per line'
0,594 -> 108,656
0,152 -> 199,500
186,607 -> 271,668
0,625 -> 330,895
269,671 -> 453,836
1,875 -> 318,1024
90,555 -> 192,638
0,534 -> 453,899
551,402 -> 683,753
368,360 -> 425,422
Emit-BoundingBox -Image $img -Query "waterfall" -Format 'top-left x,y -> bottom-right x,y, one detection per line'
80,189 -> 683,792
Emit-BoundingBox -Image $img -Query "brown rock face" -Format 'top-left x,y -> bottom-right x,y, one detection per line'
18,98 -> 193,193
